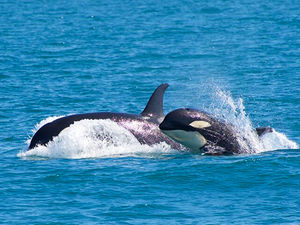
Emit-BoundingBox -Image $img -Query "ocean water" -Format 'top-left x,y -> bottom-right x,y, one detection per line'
1,0 -> 300,224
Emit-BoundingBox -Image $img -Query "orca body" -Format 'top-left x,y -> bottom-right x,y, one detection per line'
159,108 -> 273,155
28,84 -> 184,151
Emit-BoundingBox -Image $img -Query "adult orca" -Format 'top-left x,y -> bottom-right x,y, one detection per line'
28,83 -> 184,151
159,108 -> 273,155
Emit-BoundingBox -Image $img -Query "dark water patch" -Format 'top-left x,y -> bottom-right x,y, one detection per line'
170,53 -> 218,60
133,66 -> 171,73
200,7 -> 222,14
1,136 -> 16,142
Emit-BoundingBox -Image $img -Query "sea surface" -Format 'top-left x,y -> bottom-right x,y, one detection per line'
1,0 -> 300,224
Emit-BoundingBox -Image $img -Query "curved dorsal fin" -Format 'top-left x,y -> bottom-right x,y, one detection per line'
141,83 -> 169,118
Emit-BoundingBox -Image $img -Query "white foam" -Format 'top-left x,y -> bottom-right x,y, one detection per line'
20,119 -> 176,159
259,130 -> 299,152
209,88 -> 299,153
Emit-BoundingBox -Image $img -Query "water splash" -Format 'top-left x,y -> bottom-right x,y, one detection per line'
25,115 -> 65,145
20,87 -> 298,159
207,87 -> 298,153
259,131 -> 299,151
19,119 -> 176,159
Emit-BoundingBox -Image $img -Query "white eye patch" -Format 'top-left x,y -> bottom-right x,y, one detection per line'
189,120 -> 211,129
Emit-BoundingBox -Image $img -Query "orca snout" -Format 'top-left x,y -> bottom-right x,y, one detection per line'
159,120 -> 171,131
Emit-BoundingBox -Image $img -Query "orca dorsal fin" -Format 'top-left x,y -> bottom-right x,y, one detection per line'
141,83 -> 169,118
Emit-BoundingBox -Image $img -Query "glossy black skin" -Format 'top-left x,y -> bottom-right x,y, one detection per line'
29,113 -> 136,149
28,83 -> 185,151
160,108 -> 273,155
28,112 -> 183,150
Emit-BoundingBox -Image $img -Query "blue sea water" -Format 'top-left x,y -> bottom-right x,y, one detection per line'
1,0 -> 300,224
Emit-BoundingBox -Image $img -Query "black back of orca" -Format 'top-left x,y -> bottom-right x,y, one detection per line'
28,83 -> 182,150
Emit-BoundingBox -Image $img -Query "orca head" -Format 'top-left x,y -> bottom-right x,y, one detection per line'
159,108 -> 215,151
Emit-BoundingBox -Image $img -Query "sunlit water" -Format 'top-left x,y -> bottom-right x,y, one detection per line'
1,0 -> 300,224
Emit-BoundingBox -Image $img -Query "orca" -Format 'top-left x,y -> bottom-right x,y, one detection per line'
28,83 -> 184,151
159,108 -> 273,155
